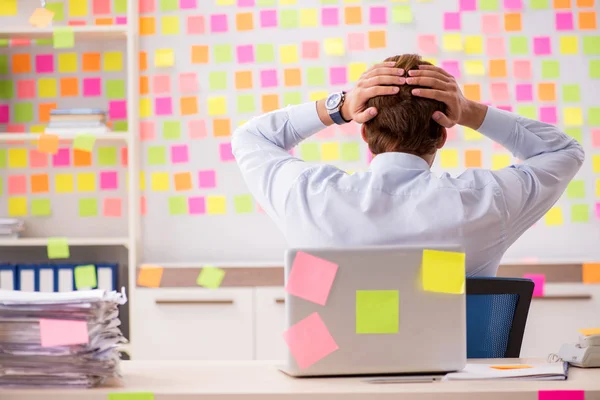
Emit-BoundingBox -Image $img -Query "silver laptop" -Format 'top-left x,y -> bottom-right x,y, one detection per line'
281,245 -> 466,377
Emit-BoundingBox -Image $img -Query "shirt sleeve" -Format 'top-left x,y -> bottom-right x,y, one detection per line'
231,102 -> 326,220
478,106 -> 585,248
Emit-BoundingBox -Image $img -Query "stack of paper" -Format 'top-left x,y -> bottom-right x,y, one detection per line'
0,219 -> 24,239
0,289 -> 127,388
444,362 -> 568,381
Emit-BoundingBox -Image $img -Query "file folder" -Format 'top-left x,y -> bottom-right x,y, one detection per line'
0,264 -> 16,291
16,264 -> 38,292
97,263 -> 118,291
39,265 -> 55,292
56,264 -> 75,292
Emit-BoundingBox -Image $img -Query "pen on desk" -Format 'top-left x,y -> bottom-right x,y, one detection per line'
364,376 -> 443,384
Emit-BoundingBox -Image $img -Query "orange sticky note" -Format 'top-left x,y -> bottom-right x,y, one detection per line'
464,84 -> 481,101
583,263 -> 600,284
180,96 -> 198,115
174,172 -> 192,191
579,328 -> 600,336
37,134 -> 59,155
29,8 -> 55,28
538,83 -> 557,101
39,319 -> 89,347
465,149 -> 482,168
489,60 -> 507,78
490,365 -> 533,370
137,265 -> 164,288
368,30 -> 386,49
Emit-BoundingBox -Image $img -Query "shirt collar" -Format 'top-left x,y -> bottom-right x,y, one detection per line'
369,152 -> 431,172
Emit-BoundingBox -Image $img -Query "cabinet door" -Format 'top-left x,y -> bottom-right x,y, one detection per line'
255,287 -> 287,360
134,288 -> 254,360
520,284 -> 600,357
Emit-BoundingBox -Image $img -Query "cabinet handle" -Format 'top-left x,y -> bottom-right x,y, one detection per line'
155,299 -> 235,305
275,298 -> 285,304
534,294 -> 592,300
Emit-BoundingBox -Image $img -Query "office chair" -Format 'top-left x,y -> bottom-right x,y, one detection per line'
466,277 -> 534,359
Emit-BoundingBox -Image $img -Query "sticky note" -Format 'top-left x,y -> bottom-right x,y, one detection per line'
161,15 -> 180,34
196,266 -> 226,289
490,365 -> 533,370
465,61 -> 485,76
321,142 -> 340,161
392,6 -> 413,23
148,147 -> 165,166
460,0 -> 477,10
72,134 -> 96,152
422,249 -> 465,294
545,207 -> 563,226
583,36 -> 600,55
324,38 -> 345,56
39,319 -> 88,347
283,312 -> 339,369
29,8 -> 55,27
155,49 -> 174,67
579,328 -> 600,336
137,265 -> 164,288
440,149 -> 459,168
103,198 -> 122,217
8,197 -> 27,216
47,237 -> 69,259
208,96 -> 227,116
356,290 -> 399,334
188,197 -> 206,215
564,107 -> 583,126
207,196 -> 227,214
79,198 -> 98,217
53,27 -> 74,49
583,263 -> 600,284
444,12 -> 461,30
443,34 -> 463,51
74,265 -> 97,290
198,170 -> 216,188
571,204 -> 589,223
168,196 -> 188,215
285,251 -> 338,306
0,0 -> 17,16
523,273 -> 545,297
534,36 -> 552,55
465,36 -> 483,54
30,198 -> 50,217
36,134 -> 59,155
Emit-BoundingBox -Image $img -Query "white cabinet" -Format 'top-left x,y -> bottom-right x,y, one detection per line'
254,287 -> 287,361
133,288 -> 255,360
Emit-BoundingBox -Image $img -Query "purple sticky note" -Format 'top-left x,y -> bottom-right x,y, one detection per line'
198,170 -> 216,188
369,6 -> 387,24
524,274 -> 545,297
442,60 -> 461,79
155,97 -> 173,116
52,148 -> 71,167
555,12 -> 574,31
171,144 -> 189,163
513,60 -> 532,80
444,12 -> 461,30
109,100 -> 127,119
539,391 -> 585,400
286,251 -> 339,306
17,80 -> 35,99
83,78 -> 101,97
238,0 -> 254,6
515,84 -> 533,101
330,67 -> 347,85
348,32 -> 365,52
153,75 -> 171,94
460,0 -> 477,11
283,312 -> 339,370
100,171 -> 118,190
0,105 -> 8,123
533,36 -> 552,55
210,14 -> 228,33
260,69 -> 278,88
487,37 -> 505,57
260,9 -> 277,28
188,196 -> 206,215
418,35 -> 437,54
140,121 -> 155,141
321,8 -> 339,26
504,0 -> 523,9
539,106 -> 557,124
237,45 -> 254,64
179,73 -> 198,93
219,142 -> 234,162
180,0 -> 196,9
481,14 -> 501,34
35,54 -> 54,73
302,41 -> 320,58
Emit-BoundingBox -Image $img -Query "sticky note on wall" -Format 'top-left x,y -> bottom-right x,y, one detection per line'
582,263 -> 600,284
196,266 -> 226,289
422,250 -> 465,294
286,252 -> 339,306
137,265 -> 164,288
523,274 -> 545,297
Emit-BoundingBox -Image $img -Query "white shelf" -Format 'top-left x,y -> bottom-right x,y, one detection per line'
0,25 -> 128,40
0,237 -> 129,248
0,132 -> 129,143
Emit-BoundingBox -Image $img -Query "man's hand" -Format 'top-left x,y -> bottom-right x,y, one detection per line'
341,62 -> 406,124
406,65 -> 487,130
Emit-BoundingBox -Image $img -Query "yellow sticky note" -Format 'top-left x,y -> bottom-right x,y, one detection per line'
324,38 -> 345,56
47,237 -> 69,259
545,207 -> 563,226
161,16 -> 180,35
139,98 -> 152,118
280,45 -> 299,64
322,143 -> 340,161
38,78 -> 57,98
104,52 -> 123,71
207,196 -> 227,215
490,365 -> 533,370
77,173 -> 96,192
155,49 -> 174,67
564,107 -> 583,126
464,127 -> 483,141
299,8 -> 318,27
151,172 -> 169,191
579,328 -> 600,336
0,0 -> 17,16
8,197 -> 27,216
422,249 -> 465,294
29,8 -> 55,28
349,62 -> 367,82
440,149 -> 459,168
492,154 -> 511,170
593,155 -> 600,173
68,0 -> 88,16
560,36 -> 579,55
8,149 -> 28,168
140,171 -> 146,191
465,36 -> 484,55
55,174 -> 74,193
465,60 -> 485,76
309,91 -> 328,102
443,34 -> 463,52
58,53 -> 78,73
208,97 -> 227,116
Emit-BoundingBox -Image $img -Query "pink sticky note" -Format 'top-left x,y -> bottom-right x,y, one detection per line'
39,319 -> 89,347
339,122 -> 359,136
219,142 -> 234,162
523,274 -> 545,297
369,6 -> 387,24
93,0 -> 111,14
103,197 -> 122,217
52,148 -> 71,167
35,54 -> 54,73
497,105 -> 513,112
260,69 -> 278,88
153,75 -> 171,94
8,175 -> 27,195
188,196 -> 206,215
0,105 -> 8,123
596,203 -> 600,220
418,35 -> 438,54
7,125 -> 25,133
171,144 -> 189,163
444,12 -> 461,30
237,45 -> 254,64
211,14 -> 228,33
189,120 -> 207,139
555,12 -> 574,31
460,0 -> 477,11
116,16 -> 127,24
504,0 -> 523,9
539,106 -> 557,124
487,37 -> 505,57
481,14 -> 501,34
155,97 -> 173,116
316,125 -> 336,139
285,251 -> 339,306
446,126 -> 457,140
109,100 -> 127,119
260,9 -> 277,28
491,83 -> 510,103
302,41 -> 320,59
100,171 -> 118,190
83,78 -> 101,97
180,0 -> 196,8
187,15 -> 205,34
139,0 -> 155,13
515,84 -> 533,101
283,312 -> 339,369
348,32 -> 365,52
179,73 -> 198,93
534,37 -> 552,55
198,170 -> 216,188
140,195 -> 147,216
442,61 -> 461,79
30,150 -> 48,168
17,80 -> 35,99
238,0 -> 254,6
592,129 -> 600,148
539,391 -> 585,400
121,147 -> 128,166
322,8 -> 339,26
140,121 -> 155,141
513,60 -> 532,80
330,67 -> 347,85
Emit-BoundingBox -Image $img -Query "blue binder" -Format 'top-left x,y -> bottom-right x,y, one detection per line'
0,264 -> 17,290
38,264 -> 55,292
16,264 -> 39,291
96,263 -> 118,291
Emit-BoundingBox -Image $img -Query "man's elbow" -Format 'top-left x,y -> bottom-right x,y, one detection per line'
570,139 -> 585,168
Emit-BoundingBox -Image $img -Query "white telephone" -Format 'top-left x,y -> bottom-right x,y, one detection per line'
557,331 -> 600,368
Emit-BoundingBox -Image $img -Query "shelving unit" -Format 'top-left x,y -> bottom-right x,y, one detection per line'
0,237 -> 129,248
0,25 -> 128,40
0,132 -> 130,142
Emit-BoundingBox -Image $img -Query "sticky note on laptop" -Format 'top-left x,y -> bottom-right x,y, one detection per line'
285,252 -> 339,306
283,312 -> 339,369
421,249 -> 465,294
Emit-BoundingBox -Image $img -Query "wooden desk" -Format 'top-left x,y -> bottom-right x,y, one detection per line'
2,359 -> 599,400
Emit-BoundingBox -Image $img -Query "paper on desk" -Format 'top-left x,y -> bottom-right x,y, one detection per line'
444,362 -> 568,381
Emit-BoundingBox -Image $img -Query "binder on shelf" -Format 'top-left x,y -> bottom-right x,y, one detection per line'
16,264 -> 39,292
56,264 -> 74,292
97,263 -> 118,291
0,264 -> 16,290
39,264 -> 55,292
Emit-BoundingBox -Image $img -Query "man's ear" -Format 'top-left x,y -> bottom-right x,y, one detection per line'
361,124 -> 367,143
436,127 -> 447,149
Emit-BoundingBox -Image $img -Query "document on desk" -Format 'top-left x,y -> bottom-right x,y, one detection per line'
444,362 -> 568,381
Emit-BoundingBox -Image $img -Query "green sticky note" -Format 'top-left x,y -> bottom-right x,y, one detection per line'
283,91 -> 302,106
169,196 -> 187,215
148,146 -> 167,165
0,55 -> 8,74
280,9 -> 299,28
0,80 -> 14,99
237,95 -> 256,113
392,6 -> 413,23
46,1 -> 64,21
530,0 -> 549,8
565,128 -> 582,143
163,121 -> 181,139
479,0 -> 499,10
73,134 -> 96,152
356,290 -> 399,334
234,195 -> 254,213
98,147 -> 118,166
321,0 -> 337,4
214,45 -> 233,63
583,36 -> 600,56
47,237 -> 69,259
572,204 -> 589,223
14,103 -> 33,123
0,39 -> 7,47
160,0 -> 178,11
79,198 -> 98,217
31,199 -> 51,217
589,107 -> 600,126
0,149 -> 6,168
113,121 -> 128,132
567,180 -> 585,198
509,36 -> 529,55
563,85 -> 580,102
74,265 -> 97,289
196,266 -> 226,289
422,249 -> 466,294
53,27 -> 74,49
108,394 -> 154,400
36,38 -> 53,46
209,71 -> 228,90
257,0 -> 276,4
106,79 -> 125,99
307,67 -> 326,86
256,44 -> 275,63
541,61 -> 560,79
301,143 -> 320,161
591,60 -> 600,79
341,142 -> 361,162
517,105 -> 536,119
114,0 -> 128,12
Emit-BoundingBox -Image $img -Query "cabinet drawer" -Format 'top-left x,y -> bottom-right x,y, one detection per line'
133,288 -> 254,361
255,287 -> 287,361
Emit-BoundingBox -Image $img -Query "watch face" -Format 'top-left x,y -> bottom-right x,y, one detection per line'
326,93 -> 342,110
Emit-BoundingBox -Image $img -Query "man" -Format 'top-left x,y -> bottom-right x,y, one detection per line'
232,54 -> 584,276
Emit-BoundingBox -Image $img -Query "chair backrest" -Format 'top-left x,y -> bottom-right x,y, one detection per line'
466,277 -> 534,359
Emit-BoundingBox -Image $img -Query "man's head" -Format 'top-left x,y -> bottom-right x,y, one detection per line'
362,54 -> 448,161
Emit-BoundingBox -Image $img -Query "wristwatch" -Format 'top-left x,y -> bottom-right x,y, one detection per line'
325,92 -> 350,125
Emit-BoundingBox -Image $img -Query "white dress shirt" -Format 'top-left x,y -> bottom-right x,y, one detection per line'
232,102 -> 584,276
